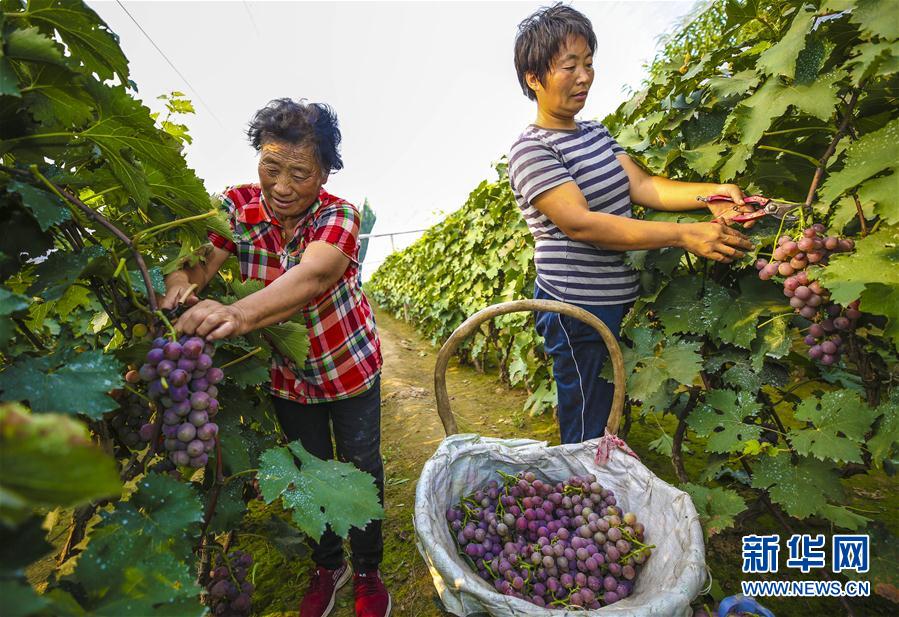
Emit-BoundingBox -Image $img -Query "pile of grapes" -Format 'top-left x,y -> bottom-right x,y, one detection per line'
446,470 -> 653,610
755,224 -> 859,365
206,550 -> 254,617
134,335 -> 223,468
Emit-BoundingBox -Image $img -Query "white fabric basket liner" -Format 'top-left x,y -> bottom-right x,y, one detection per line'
414,433 -> 706,617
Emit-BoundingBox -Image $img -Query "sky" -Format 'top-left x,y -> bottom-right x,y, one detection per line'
88,0 -> 699,271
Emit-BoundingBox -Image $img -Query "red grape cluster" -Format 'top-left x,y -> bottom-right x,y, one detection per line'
206,550 -> 254,617
137,335 -> 223,468
755,225 -> 858,366
109,388 -> 151,451
446,471 -> 653,610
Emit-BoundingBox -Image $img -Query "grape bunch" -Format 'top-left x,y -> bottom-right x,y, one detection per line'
206,550 -> 254,617
109,386 -> 152,451
754,224 -> 858,365
136,335 -> 224,468
446,470 -> 653,610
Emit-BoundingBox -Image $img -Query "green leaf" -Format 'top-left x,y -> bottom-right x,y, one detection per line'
622,328 -> 702,402
258,440 -> 384,540
0,515 -> 54,576
682,142 -> 728,175
655,277 -> 731,339
262,320 -> 311,369
682,483 -> 747,537
7,180 -> 71,231
0,347 -> 123,417
261,515 -> 312,559
751,316 -> 792,370
756,6 -> 815,79
3,25 -> 64,65
719,142 -> 752,181
717,277 -> 787,349
687,388 -> 762,453
26,244 -> 105,301
751,452 -> 843,519
128,267 -> 166,297
730,72 -> 842,149
0,286 -> 30,348
868,393 -> 899,468
205,478 -> 247,535
848,0 -> 899,40
0,403 -> 121,524
857,173 -> 899,225
789,390 -> 878,463
707,69 -> 760,99
819,118 -> 899,205
0,56 -> 21,96
23,64 -> 96,127
846,40 -> 899,86
817,504 -> 870,531
20,0 -> 129,81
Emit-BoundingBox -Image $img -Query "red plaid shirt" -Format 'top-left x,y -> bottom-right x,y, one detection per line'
208,184 -> 381,403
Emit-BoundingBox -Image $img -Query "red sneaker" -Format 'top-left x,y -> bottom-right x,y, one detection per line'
353,570 -> 391,617
299,563 -> 351,617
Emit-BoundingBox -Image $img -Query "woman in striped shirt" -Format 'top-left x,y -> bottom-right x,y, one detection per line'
509,4 -> 754,444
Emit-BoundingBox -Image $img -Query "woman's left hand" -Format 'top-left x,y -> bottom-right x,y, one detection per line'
175,299 -> 248,340
707,184 -> 758,229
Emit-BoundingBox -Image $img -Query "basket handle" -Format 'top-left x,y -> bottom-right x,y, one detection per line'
433,299 -> 626,437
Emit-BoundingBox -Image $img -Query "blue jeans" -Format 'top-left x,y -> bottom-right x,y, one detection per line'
534,286 -> 628,444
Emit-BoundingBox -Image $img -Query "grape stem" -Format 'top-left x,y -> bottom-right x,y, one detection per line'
224,468 -> 259,484
219,346 -> 265,369
154,310 -> 179,340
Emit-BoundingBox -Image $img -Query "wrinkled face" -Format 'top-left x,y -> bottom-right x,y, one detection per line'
528,35 -> 595,118
257,139 -> 326,219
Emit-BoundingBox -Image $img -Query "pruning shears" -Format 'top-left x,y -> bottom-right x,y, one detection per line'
699,194 -> 800,224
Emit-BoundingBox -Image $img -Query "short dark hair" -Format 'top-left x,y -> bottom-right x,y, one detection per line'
247,98 -> 344,173
514,3 -> 597,101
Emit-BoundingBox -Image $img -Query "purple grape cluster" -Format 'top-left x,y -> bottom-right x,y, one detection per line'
803,300 -> 862,365
446,470 -> 653,610
109,388 -> 151,451
137,335 -> 223,468
755,225 -> 860,366
206,550 -> 254,617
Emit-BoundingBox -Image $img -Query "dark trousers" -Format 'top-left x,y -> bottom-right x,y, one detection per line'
534,286 -> 628,444
271,376 -> 384,572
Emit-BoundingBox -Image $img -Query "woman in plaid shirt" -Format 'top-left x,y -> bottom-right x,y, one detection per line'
162,99 -> 390,617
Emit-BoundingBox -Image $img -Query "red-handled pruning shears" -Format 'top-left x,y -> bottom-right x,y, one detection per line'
698,194 -> 800,223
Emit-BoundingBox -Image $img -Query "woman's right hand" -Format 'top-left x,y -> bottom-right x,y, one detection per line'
678,222 -> 754,263
160,271 -> 200,310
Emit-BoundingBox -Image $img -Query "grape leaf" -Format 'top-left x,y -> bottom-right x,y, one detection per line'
26,244 -> 105,301
817,504 -> 870,531
655,277 -> 731,338
868,393 -> 899,468
19,0 -> 129,81
857,173 -> 899,225
3,25 -> 64,65
205,477 -> 247,535
683,142 -> 729,176
22,64 -> 95,127
622,328 -> 702,402
0,403 -> 120,525
846,40 -> 899,86
789,390 -> 878,463
71,475 -> 205,615
756,6 -> 815,79
819,118 -> 899,205
7,181 -> 71,231
751,453 -> 844,519
717,277 -> 786,349
729,72 -> 842,148
0,287 -> 30,349
750,316 -> 792,370
260,320 -> 311,369
687,388 -> 762,453
847,0 -> 899,40
128,267 -> 166,296
682,483 -> 747,537
258,440 -> 384,540
0,347 -> 123,417
719,142 -> 751,181
0,515 -> 53,576
707,69 -> 760,99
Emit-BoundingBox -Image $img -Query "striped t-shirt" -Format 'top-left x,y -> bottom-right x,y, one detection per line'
508,121 -> 640,306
